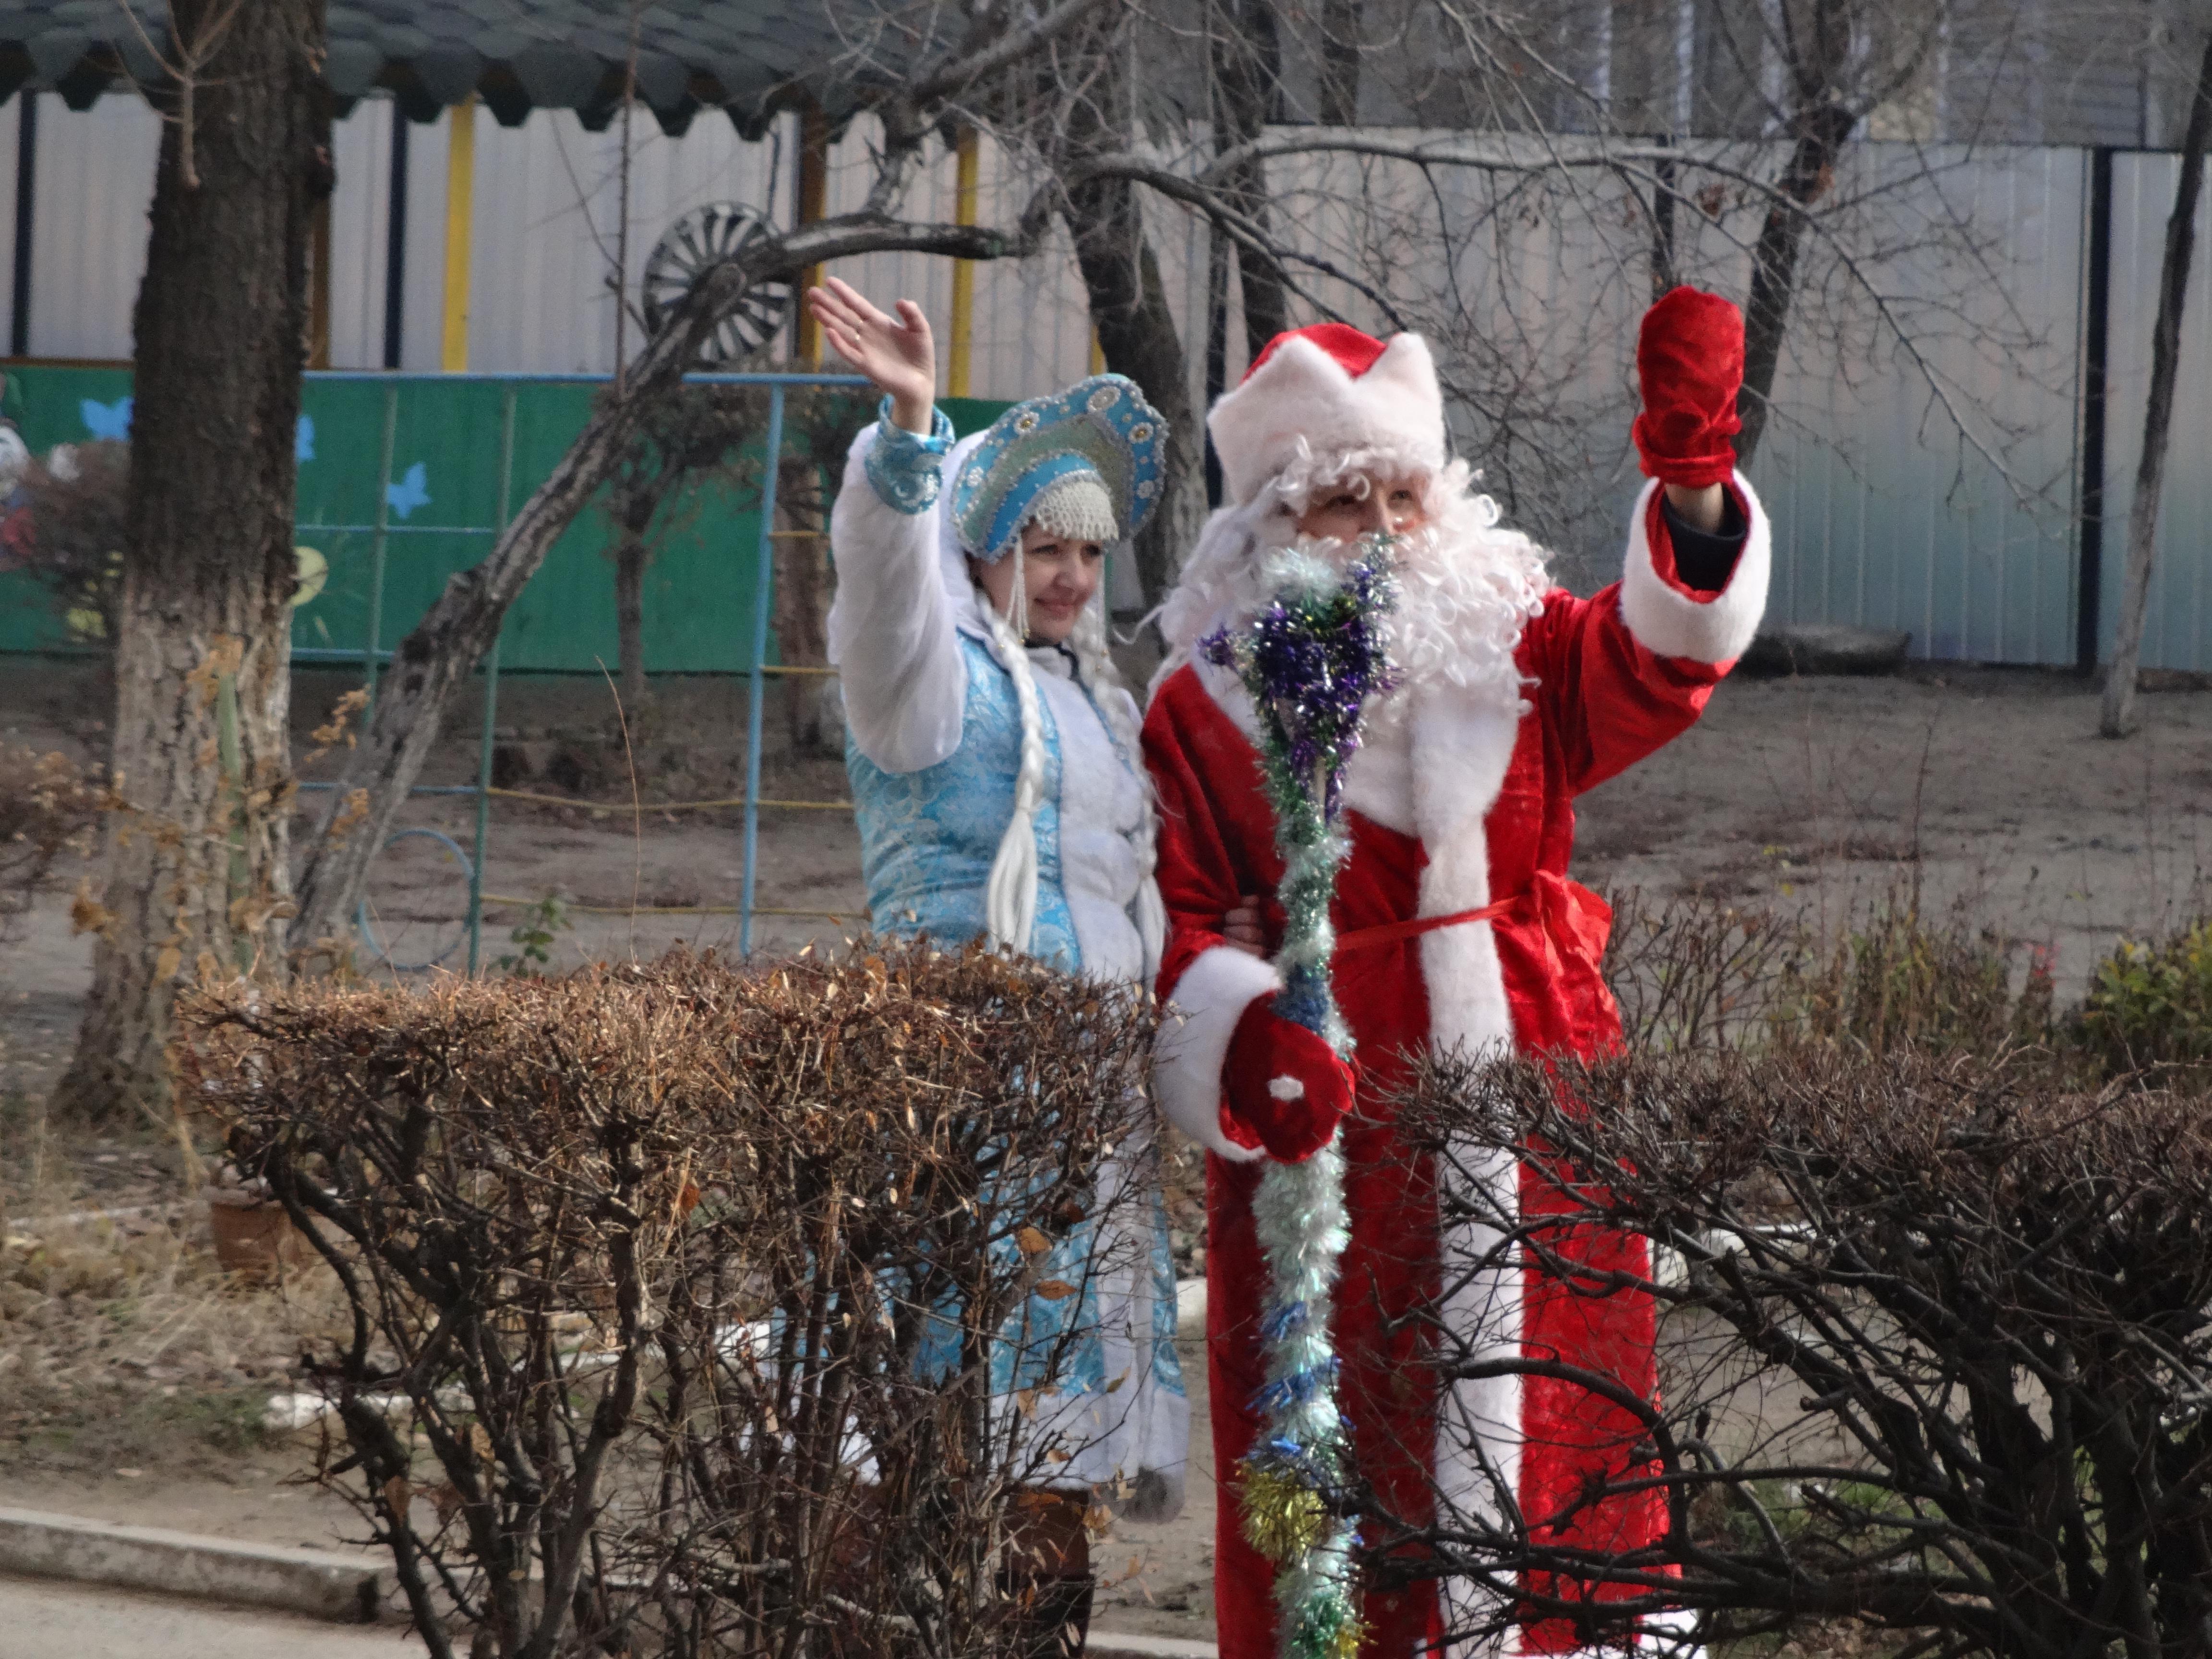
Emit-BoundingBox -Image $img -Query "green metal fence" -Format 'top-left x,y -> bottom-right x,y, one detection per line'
2,366 -> 1015,968
1,367 -> 774,668
302,369 -> 875,969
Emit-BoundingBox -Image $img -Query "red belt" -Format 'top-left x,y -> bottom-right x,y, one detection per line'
1335,898 -> 1513,954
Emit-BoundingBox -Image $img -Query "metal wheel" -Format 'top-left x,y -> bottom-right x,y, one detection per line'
356,827 -> 475,972
639,202 -> 793,365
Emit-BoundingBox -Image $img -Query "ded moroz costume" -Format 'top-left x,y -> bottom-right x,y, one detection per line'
1141,291 -> 1767,1658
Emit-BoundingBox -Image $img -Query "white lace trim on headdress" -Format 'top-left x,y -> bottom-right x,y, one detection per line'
1026,472 -> 1120,547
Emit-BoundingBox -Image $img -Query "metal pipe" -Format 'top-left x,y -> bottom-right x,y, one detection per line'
740,385 -> 786,954
949,125 -> 979,398
440,96 -> 475,373
300,370 -> 870,385
11,93 -> 35,357
297,781 -> 477,795
363,382 -> 398,708
794,100 -> 828,365
382,107 -> 409,370
468,385 -> 516,973
299,522 -> 497,536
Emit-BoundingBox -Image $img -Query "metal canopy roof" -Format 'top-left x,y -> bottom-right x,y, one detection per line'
0,1 -> 887,137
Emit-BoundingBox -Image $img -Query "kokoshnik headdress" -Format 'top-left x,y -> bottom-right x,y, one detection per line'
947,374 -> 1170,974
951,374 -> 1167,562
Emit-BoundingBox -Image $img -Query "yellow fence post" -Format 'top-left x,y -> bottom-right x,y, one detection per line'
794,99 -> 828,366
948,126 -> 979,398
440,96 -> 476,373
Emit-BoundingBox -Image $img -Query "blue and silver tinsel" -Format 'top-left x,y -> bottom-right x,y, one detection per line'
1200,535 -> 1400,1659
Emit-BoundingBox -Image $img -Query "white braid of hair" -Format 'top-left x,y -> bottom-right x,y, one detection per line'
979,540 -> 1046,956
1069,592 -> 1167,982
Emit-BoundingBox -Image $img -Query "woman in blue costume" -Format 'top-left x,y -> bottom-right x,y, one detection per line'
809,276 -> 1191,1656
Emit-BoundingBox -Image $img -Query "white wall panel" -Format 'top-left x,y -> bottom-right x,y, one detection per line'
0,104 -> 18,343
397,108 -> 451,373
28,93 -> 157,361
0,95 -> 2153,666
464,106 -> 786,375
1748,144 -> 2089,666
325,96 -> 394,370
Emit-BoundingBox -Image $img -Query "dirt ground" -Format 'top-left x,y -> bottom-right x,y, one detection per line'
8,655 -> 2210,1105
3,654 -> 2211,1646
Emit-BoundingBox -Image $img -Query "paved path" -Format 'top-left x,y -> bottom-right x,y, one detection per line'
0,1572 -> 427,1658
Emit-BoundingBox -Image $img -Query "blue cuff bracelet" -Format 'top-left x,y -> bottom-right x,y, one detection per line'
864,398 -> 956,515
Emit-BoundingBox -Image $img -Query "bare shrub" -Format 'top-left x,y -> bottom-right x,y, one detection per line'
1394,1045 -> 2212,1658
1602,886 -> 2056,1060
1781,897 -> 2053,1058
0,745 -> 102,938
1601,886 -> 1809,1052
180,941 -> 1156,1659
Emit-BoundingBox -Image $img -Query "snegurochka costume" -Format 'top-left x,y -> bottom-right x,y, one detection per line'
825,376 -> 1190,1531
1142,293 -> 1768,1659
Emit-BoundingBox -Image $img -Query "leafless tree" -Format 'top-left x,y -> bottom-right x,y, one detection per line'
276,0 -> 2129,959
2102,22 -> 2212,737
600,385 -> 771,721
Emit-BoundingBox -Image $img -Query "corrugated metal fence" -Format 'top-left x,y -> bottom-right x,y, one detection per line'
3,92 -> 2209,671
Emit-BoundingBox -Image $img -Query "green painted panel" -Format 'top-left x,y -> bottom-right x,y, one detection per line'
0,366 -> 1016,671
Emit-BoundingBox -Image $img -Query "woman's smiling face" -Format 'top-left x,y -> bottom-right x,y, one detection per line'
971,522 -> 1106,643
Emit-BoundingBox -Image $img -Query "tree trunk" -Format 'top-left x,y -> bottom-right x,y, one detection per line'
1214,0 -> 1288,357
1063,36 -> 1202,617
1649,142 -> 1679,301
1064,174 -> 1203,616
1733,0 -> 1854,467
2101,27 -> 2212,738
54,0 -> 323,1126
612,530 -> 650,721
772,457 -> 833,754
1734,101 -> 1854,466
1314,0 -> 1362,126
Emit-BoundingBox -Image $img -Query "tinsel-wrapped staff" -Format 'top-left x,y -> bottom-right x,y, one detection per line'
1198,537 -> 1399,1659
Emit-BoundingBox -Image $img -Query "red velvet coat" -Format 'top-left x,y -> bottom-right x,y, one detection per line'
1142,481 -> 1769,1659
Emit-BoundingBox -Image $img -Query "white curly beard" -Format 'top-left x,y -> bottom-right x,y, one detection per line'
1154,458 -> 1551,718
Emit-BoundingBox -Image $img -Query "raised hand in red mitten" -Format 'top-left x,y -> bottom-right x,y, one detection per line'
1221,997 -> 1357,1163
1631,286 -> 1744,488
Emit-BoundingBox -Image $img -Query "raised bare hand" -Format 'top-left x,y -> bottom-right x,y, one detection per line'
805,276 -> 936,433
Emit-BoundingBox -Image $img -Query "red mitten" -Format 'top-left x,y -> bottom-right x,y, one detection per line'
1631,286 -> 1744,488
1222,997 -> 1356,1163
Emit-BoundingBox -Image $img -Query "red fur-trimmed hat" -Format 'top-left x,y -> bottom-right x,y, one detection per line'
1206,323 -> 1448,507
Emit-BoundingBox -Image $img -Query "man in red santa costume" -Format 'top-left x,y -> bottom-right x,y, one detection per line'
1142,289 -> 1766,1659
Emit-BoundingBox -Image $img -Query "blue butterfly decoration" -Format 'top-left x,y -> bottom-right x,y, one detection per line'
295,416 -> 315,463
385,462 -> 431,520
81,397 -> 132,441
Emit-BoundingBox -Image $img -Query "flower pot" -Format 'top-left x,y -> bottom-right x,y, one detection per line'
205,1190 -> 310,1277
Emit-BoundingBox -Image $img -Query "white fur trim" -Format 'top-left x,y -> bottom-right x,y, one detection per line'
1407,683 -> 1522,1065
1154,945 -> 1277,1163
1208,333 -> 1448,507
1267,1076 -> 1306,1102
1618,473 -> 1771,665
1406,678 -> 1527,1564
